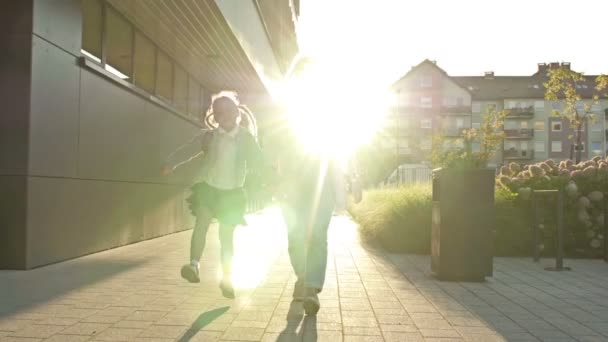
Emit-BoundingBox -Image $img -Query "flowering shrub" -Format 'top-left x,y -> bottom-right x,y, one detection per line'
497,156 -> 608,256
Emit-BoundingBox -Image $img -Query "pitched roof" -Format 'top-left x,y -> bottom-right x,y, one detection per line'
453,75 -> 601,100
392,59 -> 605,100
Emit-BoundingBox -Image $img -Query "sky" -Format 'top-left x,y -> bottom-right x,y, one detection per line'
297,0 -> 607,88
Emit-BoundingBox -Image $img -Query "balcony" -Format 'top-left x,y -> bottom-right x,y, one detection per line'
443,127 -> 467,137
504,128 -> 534,139
505,106 -> 534,118
440,105 -> 471,115
503,149 -> 535,160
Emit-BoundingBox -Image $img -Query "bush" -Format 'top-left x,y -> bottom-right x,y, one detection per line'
348,184 -> 432,253
349,185 -> 533,256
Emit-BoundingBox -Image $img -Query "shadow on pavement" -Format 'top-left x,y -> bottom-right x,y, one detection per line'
177,306 -> 231,342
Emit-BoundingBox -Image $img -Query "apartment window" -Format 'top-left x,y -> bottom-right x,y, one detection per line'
81,0 -> 102,61
506,101 -> 517,109
472,122 -> 481,129
456,118 -> 464,129
188,77 -> 201,117
472,102 -> 481,113
592,142 -> 602,153
592,104 -> 602,112
535,121 -> 545,131
421,137 -> 432,149
419,75 -> 432,88
520,121 -> 529,129
592,122 -> 603,132
504,141 -> 517,151
420,97 -> 432,108
443,97 -> 455,106
535,142 -> 545,152
155,51 -> 173,101
551,121 -> 562,132
456,97 -> 464,106
173,65 -> 188,113
534,101 -> 545,109
133,32 -> 156,93
421,119 -> 432,129
551,101 -> 563,110
105,7 -> 133,79
551,141 -> 562,152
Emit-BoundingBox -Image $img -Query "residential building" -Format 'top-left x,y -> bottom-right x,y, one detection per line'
389,60 -> 608,167
0,0 -> 299,269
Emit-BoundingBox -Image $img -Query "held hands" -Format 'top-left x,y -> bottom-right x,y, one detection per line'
161,165 -> 173,177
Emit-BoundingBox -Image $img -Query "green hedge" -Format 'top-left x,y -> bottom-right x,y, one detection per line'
349,185 -> 534,256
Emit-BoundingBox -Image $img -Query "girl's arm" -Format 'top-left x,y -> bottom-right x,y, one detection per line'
164,130 -> 209,174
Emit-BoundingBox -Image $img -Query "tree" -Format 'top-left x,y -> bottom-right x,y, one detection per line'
430,107 -> 506,169
544,66 -> 598,164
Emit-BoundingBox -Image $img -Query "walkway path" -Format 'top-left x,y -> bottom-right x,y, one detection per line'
1,208 -> 608,341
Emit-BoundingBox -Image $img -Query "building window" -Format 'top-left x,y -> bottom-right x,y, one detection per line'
551,121 -> 562,132
534,101 -> 545,109
133,32 -> 156,93
504,141 -> 517,151
420,97 -> 432,108
535,121 -> 545,131
520,121 -> 529,129
472,102 -> 481,113
472,122 -> 480,129
551,101 -> 563,110
535,142 -> 545,152
173,65 -> 188,113
472,142 -> 481,152
487,103 -> 497,113
551,141 -> 562,152
155,51 -> 173,101
105,7 -> 133,79
592,142 -> 602,153
81,0 -> 103,61
421,137 -> 432,149
421,119 -> 432,129
456,118 -> 464,129
419,75 -> 432,88
592,122 -> 603,132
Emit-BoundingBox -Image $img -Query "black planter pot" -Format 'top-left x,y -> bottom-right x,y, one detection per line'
431,168 -> 495,281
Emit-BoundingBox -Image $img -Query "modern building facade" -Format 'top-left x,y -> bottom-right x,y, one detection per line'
390,60 -> 608,167
0,0 -> 299,269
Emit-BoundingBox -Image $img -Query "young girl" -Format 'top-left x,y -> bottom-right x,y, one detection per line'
163,91 -> 264,299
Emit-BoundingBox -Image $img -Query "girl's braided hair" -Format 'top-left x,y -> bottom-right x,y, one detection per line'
203,91 -> 258,137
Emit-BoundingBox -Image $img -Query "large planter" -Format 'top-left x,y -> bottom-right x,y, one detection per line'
431,168 -> 494,281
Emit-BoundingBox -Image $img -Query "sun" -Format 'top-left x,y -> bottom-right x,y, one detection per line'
276,57 -> 393,165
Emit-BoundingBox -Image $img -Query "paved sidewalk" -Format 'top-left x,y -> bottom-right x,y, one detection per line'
2,208 -> 608,342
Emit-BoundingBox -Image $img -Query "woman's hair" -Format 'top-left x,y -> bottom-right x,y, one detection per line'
203,90 -> 258,137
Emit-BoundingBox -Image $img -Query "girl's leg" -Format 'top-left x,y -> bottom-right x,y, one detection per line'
190,206 -> 214,263
218,223 -> 237,279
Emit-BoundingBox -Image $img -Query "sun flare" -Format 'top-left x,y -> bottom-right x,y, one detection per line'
276,58 -> 393,164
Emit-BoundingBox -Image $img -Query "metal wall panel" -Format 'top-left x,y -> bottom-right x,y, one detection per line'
29,36 -> 80,178
32,0 -> 81,55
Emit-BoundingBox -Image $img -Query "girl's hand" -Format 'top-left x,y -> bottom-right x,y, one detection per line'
161,165 -> 173,177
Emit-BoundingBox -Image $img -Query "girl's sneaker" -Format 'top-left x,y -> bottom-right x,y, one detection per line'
303,288 -> 320,316
180,264 -> 200,283
220,279 -> 235,299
